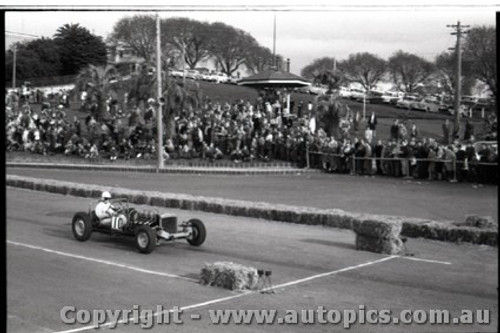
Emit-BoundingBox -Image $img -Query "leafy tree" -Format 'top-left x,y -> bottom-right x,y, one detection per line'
388,50 -> 434,93
463,25 -> 496,99
54,23 -> 108,75
125,67 -> 202,139
339,52 -> 386,91
5,38 -> 62,82
301,57 -> 337,80
313,70 -> 350,138
110,15 -> 157,66
74,64 -> 118,120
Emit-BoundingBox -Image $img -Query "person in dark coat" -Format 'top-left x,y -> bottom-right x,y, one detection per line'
368,111 -> 378,137
464,119 -> 474,141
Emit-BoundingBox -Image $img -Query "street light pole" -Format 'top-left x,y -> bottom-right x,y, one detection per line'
156,12 -> 164,171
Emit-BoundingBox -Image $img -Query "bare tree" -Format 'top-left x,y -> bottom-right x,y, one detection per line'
463,25 -> 497,99
388,50 -> 434,93
339,52 -> 386,91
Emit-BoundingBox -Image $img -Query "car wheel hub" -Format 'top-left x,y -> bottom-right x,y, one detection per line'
75,219 -> 85,236
137,232 -> 149,248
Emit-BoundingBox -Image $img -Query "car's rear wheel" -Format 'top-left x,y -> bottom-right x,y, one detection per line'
72,212 -> 92,241
135,225 -> 156,254
186,219 -> 206,246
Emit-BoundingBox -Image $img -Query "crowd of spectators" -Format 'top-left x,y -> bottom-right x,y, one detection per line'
5,87 -> 497,184
312,116 -> 498,184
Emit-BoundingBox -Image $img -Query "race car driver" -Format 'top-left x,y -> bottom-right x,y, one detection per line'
95,191 -> 122,230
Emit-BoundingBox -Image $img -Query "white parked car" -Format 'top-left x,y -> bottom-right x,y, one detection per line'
350,89 -> 366,101
381,92 -> 400,105
169,69 -> 184,78
215,72 -> 229,83
185,70 -> 202,80
339,87 -> 351,98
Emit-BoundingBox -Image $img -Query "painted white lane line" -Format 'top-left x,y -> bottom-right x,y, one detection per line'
51,256 -> 398,332
7,240 -> 197,282
269,255 -> 398,290
396,256 -> 452,265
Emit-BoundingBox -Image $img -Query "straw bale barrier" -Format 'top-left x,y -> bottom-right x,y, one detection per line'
199,262 -> 259,290
6,175 -> 497,246
355,234 -> 405,255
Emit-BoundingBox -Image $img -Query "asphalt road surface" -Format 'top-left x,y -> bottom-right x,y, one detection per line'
7,188 -> 498,332
7,167 -> 497,223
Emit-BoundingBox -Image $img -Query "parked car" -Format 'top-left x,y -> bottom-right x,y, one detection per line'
186,69 -> 202,80
381,92 -> 400,105
396,96 -> 418,109
227,76 -> 239,84
350,89 -> 365,101
411,98 -> 440,112
355,90 -> 383,104
214,72 -> 229,84
339,87 -> 352,98
169,69 -> 184,78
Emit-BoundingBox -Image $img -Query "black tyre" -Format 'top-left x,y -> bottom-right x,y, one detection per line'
186,219 -> 206,246
72,212 -> 93,241
135,225 -> 156,254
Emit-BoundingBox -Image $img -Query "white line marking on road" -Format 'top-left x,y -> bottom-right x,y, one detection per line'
396,256 -> 452,265
51,256 -> 397,332
270,255 -> 398,290
7,240 -> 197,282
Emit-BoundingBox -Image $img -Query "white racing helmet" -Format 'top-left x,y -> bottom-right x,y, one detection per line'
101,191 -> 112,200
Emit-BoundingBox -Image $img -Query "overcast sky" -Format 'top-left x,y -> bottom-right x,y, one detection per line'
3,2 -> 498,74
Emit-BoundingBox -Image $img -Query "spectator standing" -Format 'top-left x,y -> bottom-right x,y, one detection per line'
464,119 -> 474,141
409,121 -> 419,139
367,111 -> 377,137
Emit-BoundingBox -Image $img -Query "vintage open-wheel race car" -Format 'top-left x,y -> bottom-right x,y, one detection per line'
71,198 -> 206,254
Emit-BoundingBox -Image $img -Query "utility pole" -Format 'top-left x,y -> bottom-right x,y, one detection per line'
12,43 -> 17,89
6,31 -> 39,89
272,13 -> 276,69
447,21 -> 469,139
156,12 -> 164,170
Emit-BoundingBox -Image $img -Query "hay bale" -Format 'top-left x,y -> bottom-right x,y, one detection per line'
299,212 -> 322,226
193,199 -> 207,212
206,201 -> 224,214
199,262 -> 259,290
355,234 -> 405,255
228,204 -> 248,217
247,206 -> 263,219
150,195 -> 166,207
164,197 -> 181,208
478,230 -> 498,247
130,193 -> 149,205
461,215 -> 497,229
352,218 -> 402,238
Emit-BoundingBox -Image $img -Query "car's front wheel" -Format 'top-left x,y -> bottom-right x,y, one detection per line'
135,225 -> 156,254
186,219 -> 206,246
72,212 -> 92,241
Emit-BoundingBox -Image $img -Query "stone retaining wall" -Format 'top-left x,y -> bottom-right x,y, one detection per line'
6,175 -> 497,247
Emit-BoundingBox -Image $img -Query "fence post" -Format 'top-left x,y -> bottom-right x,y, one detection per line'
404,158 -> 412,179
350,156 -> 355,175
450,158 -> 458,183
